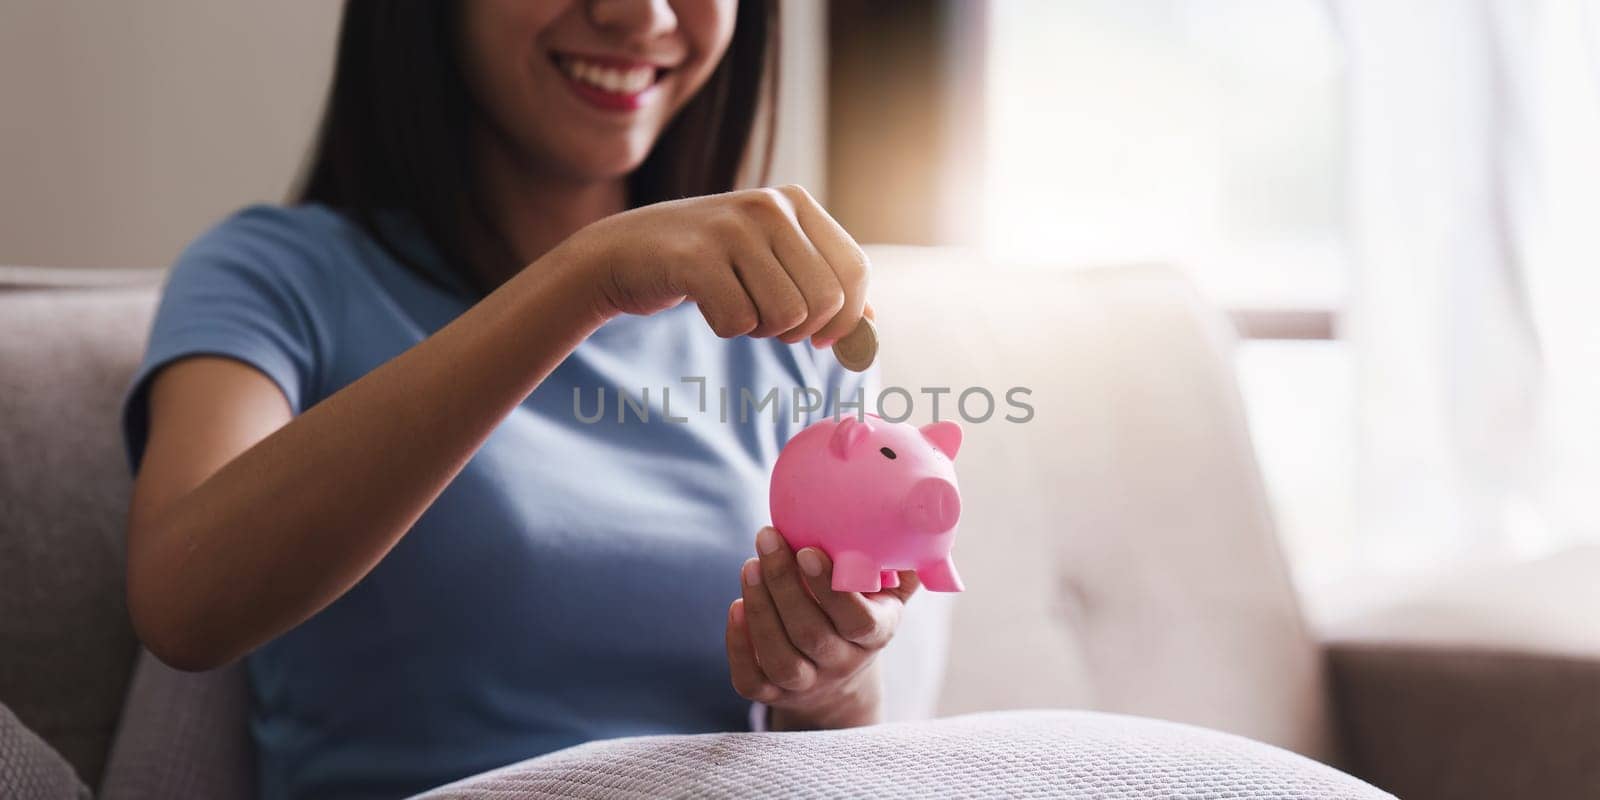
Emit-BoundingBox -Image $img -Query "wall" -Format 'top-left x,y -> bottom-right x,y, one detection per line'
0,1 -> 825,270
0,1 -> 340,269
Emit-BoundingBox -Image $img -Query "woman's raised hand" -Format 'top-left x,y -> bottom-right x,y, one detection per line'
559,184 -> 870,347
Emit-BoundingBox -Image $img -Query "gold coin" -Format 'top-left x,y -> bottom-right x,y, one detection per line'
831,317 -> 878,373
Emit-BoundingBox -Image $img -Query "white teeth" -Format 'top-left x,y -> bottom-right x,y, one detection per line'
562,56 -> 655,95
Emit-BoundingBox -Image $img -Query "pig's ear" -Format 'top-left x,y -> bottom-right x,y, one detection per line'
920,420 -> 962,460
829,416 -> 873,459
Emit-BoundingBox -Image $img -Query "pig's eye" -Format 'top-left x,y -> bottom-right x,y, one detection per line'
879,447 -> 897,460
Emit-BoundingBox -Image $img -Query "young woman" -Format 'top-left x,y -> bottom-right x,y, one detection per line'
120,1 -> 927,797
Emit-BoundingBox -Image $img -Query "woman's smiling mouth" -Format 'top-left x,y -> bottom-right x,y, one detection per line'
552,52 -> 670,112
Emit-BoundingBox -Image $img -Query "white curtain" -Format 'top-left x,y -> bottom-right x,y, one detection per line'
1337,0 -> 1600,574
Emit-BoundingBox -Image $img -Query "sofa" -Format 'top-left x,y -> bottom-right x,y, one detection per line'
1,248 -> 1594,798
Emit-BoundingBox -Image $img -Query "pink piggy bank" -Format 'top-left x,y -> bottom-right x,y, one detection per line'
770,414 -> 964,593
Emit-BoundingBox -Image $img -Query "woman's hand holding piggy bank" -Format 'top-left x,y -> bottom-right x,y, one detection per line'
722,415 -> 962,730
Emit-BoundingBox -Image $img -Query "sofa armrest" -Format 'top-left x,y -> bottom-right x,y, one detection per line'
1323,546 -> 1600,800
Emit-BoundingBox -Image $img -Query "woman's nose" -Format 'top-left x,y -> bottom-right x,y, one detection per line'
588,0 -> 678,39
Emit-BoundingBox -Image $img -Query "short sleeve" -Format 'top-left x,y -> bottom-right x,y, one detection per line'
121,206 -> 342,474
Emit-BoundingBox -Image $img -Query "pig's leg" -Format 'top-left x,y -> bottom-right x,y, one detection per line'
832,551 -> 882,593
879,570 -> 901,589
916,557 -> 965,592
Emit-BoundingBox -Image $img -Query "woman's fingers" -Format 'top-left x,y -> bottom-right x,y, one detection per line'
682,252 -> 759,339
668,186 -> 863,344
740,558 -> 818,692
794,547 -> 898,650
755,528 -> 856,671
727,230 -> 809,339
881,569 -> 922,604
758,192 -> 846,344
584,185 -> 864,344
776,185 -> 871,346
726,600 -> 781,703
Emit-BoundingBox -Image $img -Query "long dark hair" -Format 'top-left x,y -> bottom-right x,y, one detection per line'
295,0 -> 780,298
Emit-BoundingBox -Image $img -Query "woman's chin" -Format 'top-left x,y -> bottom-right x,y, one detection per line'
559,136 -> 660,182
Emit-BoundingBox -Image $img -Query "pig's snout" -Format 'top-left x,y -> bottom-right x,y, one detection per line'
904,477 -> 961,533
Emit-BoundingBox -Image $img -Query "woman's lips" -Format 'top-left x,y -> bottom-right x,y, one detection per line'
552,52 -> 668,112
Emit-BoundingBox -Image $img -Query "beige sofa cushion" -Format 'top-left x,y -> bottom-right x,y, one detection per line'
0,269 -> 163,785
867,248 -> 1335,760
99,651 -> 253,800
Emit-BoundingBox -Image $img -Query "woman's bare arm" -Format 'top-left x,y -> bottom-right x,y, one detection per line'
127,251 -> 607,670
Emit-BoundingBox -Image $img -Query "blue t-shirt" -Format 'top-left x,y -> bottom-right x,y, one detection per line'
121,204 -> 873,800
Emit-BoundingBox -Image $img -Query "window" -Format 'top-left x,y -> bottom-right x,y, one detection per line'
981,0 -> 1354,599
983,0 -> 1346,313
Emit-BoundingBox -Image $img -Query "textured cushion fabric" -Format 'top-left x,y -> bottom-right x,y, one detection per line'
415,710 -> 1392,799
0,269 -> 164,785
0,701 -> 91,800
99,651 -> 254,800
867,248 -> 1336,760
